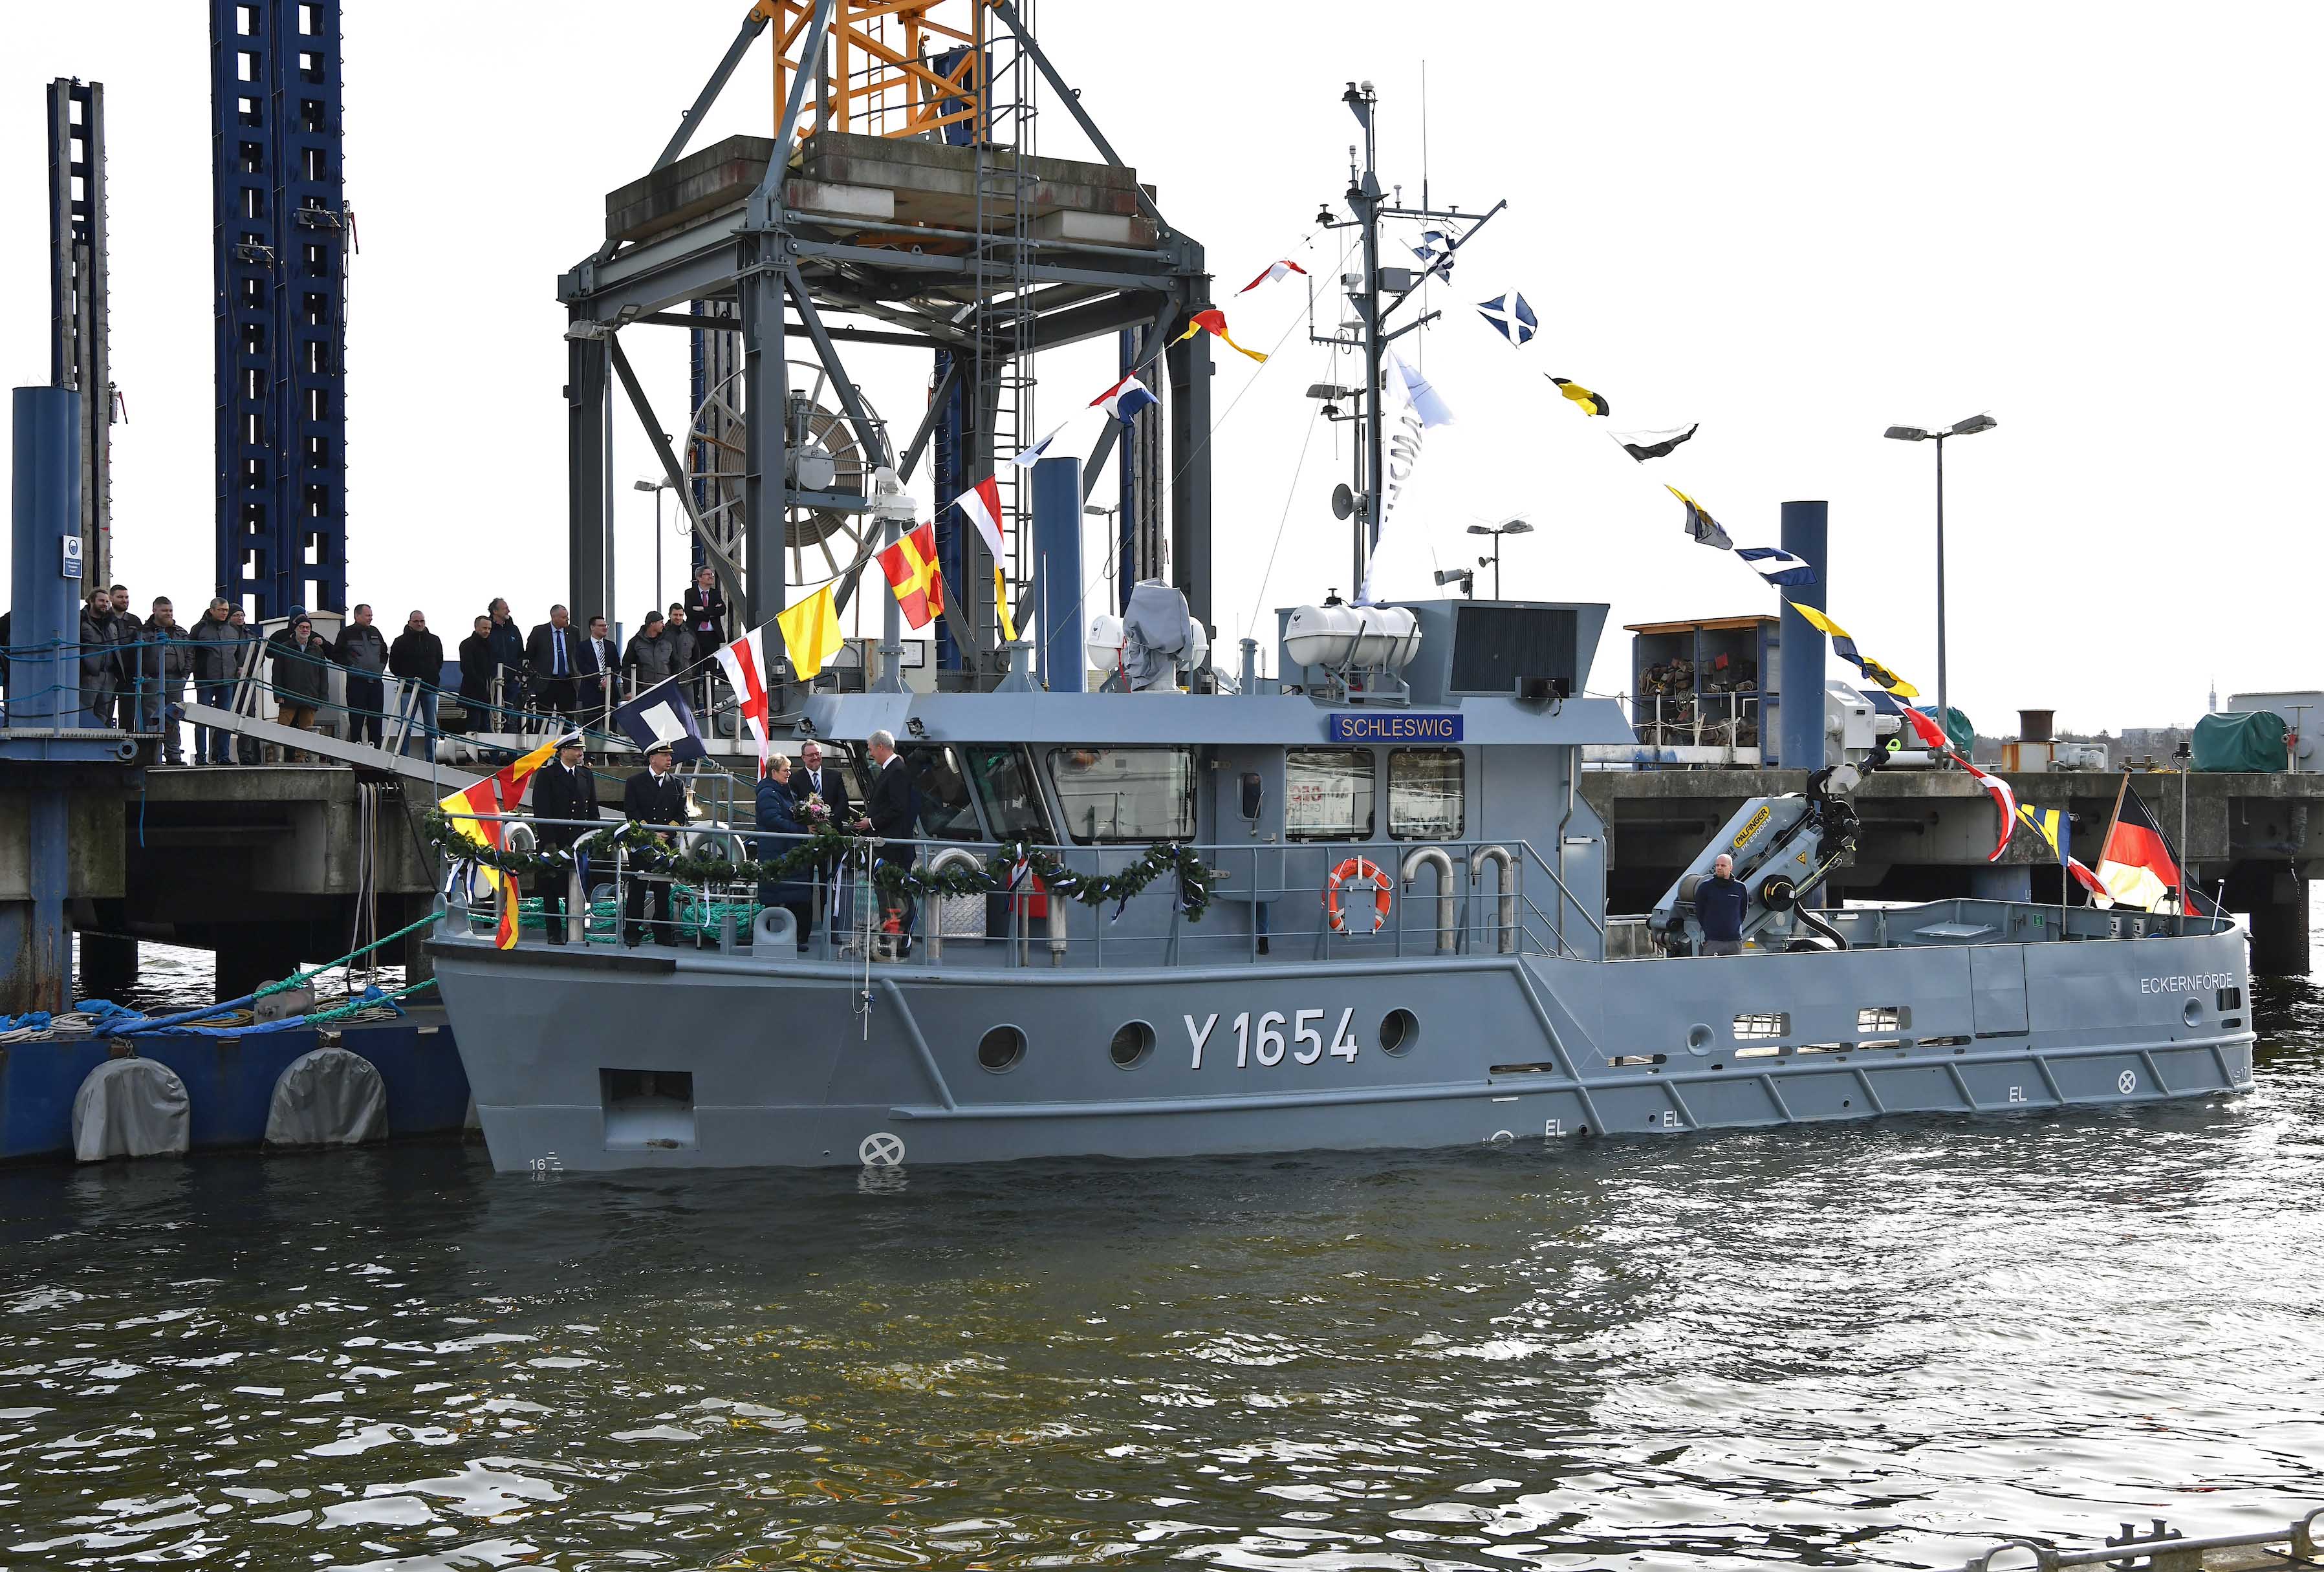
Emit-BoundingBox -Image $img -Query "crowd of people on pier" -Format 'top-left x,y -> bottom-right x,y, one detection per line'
9,566 -> 935,954
34,565 -> 738,766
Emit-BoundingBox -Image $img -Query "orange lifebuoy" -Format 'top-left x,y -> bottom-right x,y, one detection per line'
1325,856 -> 1393,934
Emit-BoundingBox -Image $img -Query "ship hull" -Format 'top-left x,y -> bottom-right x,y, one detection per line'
429,918 -> 2255,1173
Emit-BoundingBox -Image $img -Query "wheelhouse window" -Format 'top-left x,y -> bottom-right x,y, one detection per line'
1285,748 -> 1376,842
902,745 -> 983,841
967,745 -> 1050,842
1047,747 -> 1197,843
1389,749 -> 1464,839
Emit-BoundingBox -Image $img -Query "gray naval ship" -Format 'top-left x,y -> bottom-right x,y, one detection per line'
429,592 -> 2255,1173
430,74 -> 2250,1172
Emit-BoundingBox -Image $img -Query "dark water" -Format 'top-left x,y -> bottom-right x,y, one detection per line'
4,984 -> 2319,1569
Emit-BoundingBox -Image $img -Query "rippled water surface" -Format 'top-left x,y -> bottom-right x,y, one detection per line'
4,973 -> 2319,1569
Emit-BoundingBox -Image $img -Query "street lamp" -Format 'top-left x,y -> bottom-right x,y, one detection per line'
1084,501 -> 1122,609
1883,413 -> 1995,726
634,478 -> 673,611
1464,515 -> 1533,599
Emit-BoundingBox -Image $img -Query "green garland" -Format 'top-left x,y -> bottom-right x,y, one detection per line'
423,810 -> 1216,922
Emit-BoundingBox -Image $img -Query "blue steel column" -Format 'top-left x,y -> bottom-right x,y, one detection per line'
1030,455 -> 1084,692
931,349 -> 968,672
277,0 -> 348,613
1777,499 -> 1829,770
1115,328 -> 1138,612
212,0 -> 346,616
6,388 -> 84,1013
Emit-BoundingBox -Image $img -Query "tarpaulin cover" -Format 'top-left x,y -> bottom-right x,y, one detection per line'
264,1048 -> 390,1148
2193,709 -> 2287,773
1913,705 -> 1975,755
72,1057 -> 191,1162
1120,581 -> 1193,691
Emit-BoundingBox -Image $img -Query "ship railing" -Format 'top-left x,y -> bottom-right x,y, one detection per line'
1929,1505 -> 2320,1572
1624,690 -> 1760,760
435,823 -> 1609,967
1810,896 -> 2235,949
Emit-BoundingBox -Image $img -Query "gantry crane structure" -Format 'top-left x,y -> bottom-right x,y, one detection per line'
208,0 -> 352,618
48,77 -> 114,589
561,0 -> 1210,690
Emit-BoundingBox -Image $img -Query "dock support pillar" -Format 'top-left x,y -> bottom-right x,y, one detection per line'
78,931 -> 139,997
1777,500 -> 1829,770
2248,874 -> 2310,976
1970,865 -> 2031,903
214,923 -> 316,1003
5,387 -> 85,1014
0,789 -> 72,1015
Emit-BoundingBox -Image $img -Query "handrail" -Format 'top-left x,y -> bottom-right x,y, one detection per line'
433,821 -> 1616,964
1398,846 -> 1456,954
1470,845 -> 1518,956
920,847 -> 985,963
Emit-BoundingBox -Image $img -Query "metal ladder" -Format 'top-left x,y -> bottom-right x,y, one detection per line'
971,5 -> 1040,640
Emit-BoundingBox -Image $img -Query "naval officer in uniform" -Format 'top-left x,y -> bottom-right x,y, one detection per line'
530,733 -> 598,943
622,738 -> 690,946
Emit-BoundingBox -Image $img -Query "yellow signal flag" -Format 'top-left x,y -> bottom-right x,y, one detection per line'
1549,376 -> 1609,416
774,583 -> 845,680
994,565 -> 1018,643
1788,600 -> 1921,700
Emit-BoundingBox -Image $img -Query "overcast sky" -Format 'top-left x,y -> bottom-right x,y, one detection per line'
4,2 -> 2316,731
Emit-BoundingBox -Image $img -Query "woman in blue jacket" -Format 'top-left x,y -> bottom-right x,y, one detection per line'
754,753 -> 816,951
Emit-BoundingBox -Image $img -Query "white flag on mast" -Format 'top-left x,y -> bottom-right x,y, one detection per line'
1358,353 -> 1455,603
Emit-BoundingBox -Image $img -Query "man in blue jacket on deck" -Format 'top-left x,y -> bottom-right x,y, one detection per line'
1697,853 -> 1749,956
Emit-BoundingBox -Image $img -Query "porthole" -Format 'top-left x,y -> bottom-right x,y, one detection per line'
1109,1020 -> 1155,1070
977,1024 -> 1026,1073
1379,1008 -> 1418,1055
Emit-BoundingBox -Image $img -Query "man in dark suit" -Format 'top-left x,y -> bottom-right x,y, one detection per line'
622,739 -> 690,946
574,613 -> 621,742
792,738 -> 852,823
530,733 -> 600,944
854,727 -> 919,952
524,605 -> 582,732
791,738 -> 851,918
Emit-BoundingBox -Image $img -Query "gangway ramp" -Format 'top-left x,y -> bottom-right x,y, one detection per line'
178,702 -> 484,791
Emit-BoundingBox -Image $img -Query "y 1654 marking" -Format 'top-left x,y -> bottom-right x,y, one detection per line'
1186,1009 -> 1360,1068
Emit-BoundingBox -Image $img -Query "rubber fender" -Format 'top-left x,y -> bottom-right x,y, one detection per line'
264,1047 -> 389,1148
71,1056 -> 191,1162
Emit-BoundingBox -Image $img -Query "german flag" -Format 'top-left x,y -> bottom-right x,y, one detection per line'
878,521 -> 946,630
1549,376 -> 1609,417
439,737 -> 559,949
2094,777 -> 2191,912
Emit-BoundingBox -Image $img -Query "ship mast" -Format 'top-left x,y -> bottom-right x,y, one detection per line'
1321,82 -> 1504,596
